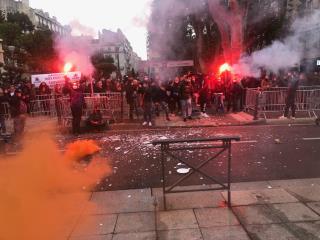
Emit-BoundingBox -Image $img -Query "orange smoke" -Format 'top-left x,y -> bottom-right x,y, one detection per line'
64,139 -> 101,161
0,128 -> 111,240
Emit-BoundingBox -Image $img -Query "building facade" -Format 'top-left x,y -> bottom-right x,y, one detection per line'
0,0 -> 29,17
93,29 -> 141,77
29,9 -> 70,35
0,0 -> 69,35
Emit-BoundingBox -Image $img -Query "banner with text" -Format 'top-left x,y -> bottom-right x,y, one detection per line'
31,72 -> 82,88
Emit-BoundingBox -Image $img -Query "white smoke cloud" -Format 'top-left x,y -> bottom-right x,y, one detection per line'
233,10 -> 320,77
55,35 -> 95,76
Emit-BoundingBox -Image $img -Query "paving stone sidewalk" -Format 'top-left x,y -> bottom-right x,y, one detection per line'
68,178 -> 320,240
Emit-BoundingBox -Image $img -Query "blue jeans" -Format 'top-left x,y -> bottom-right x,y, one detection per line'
180,98 -> 192,118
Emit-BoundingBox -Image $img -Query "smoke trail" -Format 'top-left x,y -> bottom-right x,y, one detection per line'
0,126 -> 111,240
232,10 -> 320,77
55,32 -> 95,76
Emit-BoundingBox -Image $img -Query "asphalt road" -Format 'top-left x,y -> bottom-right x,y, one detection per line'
59,124 -> 320,191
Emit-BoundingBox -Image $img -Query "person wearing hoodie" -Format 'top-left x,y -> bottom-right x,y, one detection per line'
70,82 -> 85,134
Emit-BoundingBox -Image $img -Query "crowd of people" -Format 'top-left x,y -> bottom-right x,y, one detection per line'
124,73 -> 245,126
0,69 -> 319,137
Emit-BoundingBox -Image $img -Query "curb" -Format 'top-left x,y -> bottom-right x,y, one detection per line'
109,118 -> 317,131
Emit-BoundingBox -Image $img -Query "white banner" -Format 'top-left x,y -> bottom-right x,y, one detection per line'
31,72 -> 82,88
166,60 -> 194,68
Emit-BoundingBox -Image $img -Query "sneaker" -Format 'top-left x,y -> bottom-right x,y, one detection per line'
142,121 -> 148,126
279,115 -> 286,119
148,122 -> 152,126
203,113 -> 209,118
291,117 -> 296,120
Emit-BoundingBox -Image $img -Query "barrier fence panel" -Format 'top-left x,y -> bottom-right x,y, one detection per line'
2,92 -> 129,122
1,103 -> 10,119
30,98 -> 57,117
245,87 -> 320,119
152,136 -> 240,210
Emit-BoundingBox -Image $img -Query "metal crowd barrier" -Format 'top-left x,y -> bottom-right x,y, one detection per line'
1,92 -> 128,122
245,87 -> 320,119
1,103 -> 10,119
152,136 -> 240,210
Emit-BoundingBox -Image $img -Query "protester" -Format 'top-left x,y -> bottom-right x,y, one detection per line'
62,77 -> 72,96
191,75 -> 201,107
179,75 -> 194,121
38,82 -> 51,115
261,76 -> 271,90
70,83 -> 85,134
280,70 -> 300,119
141,81 -> 154,126
125,79 -> 140,120
86,106 -> 108,131
94,80 -> 105,94
153,81 -> 170,121
231,79 -> 244,113
168,77 -> 181,115
54,84 -> 63,125
8,89 -> 27,141
199,83 -> 211,118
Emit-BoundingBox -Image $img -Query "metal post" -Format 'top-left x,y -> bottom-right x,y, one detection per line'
161,144 -> 167,210
227,141 -> 232,208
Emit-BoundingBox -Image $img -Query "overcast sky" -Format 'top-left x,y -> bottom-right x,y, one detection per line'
29,0 -> 152,60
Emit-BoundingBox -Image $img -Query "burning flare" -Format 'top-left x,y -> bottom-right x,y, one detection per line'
219,63 -> 232,75
64,62 -> 73,73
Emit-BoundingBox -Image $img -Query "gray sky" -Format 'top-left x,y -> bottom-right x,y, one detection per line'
29,0 -> 152,60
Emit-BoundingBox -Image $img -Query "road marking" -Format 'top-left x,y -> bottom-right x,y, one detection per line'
302,137 -> 320,141
234,140 -> 258,144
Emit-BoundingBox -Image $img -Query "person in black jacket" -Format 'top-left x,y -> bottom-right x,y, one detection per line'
199,83 -> 211,117
168,77 -> 181,114
38,82 -> 51,115
70,83 -> 85,134
141,81 -> 154,126
153,81 -> 170,121
281,71 -> 300,119
8,89 -> 27,141
125,79 -> 140,120
179,75 -> 194,121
